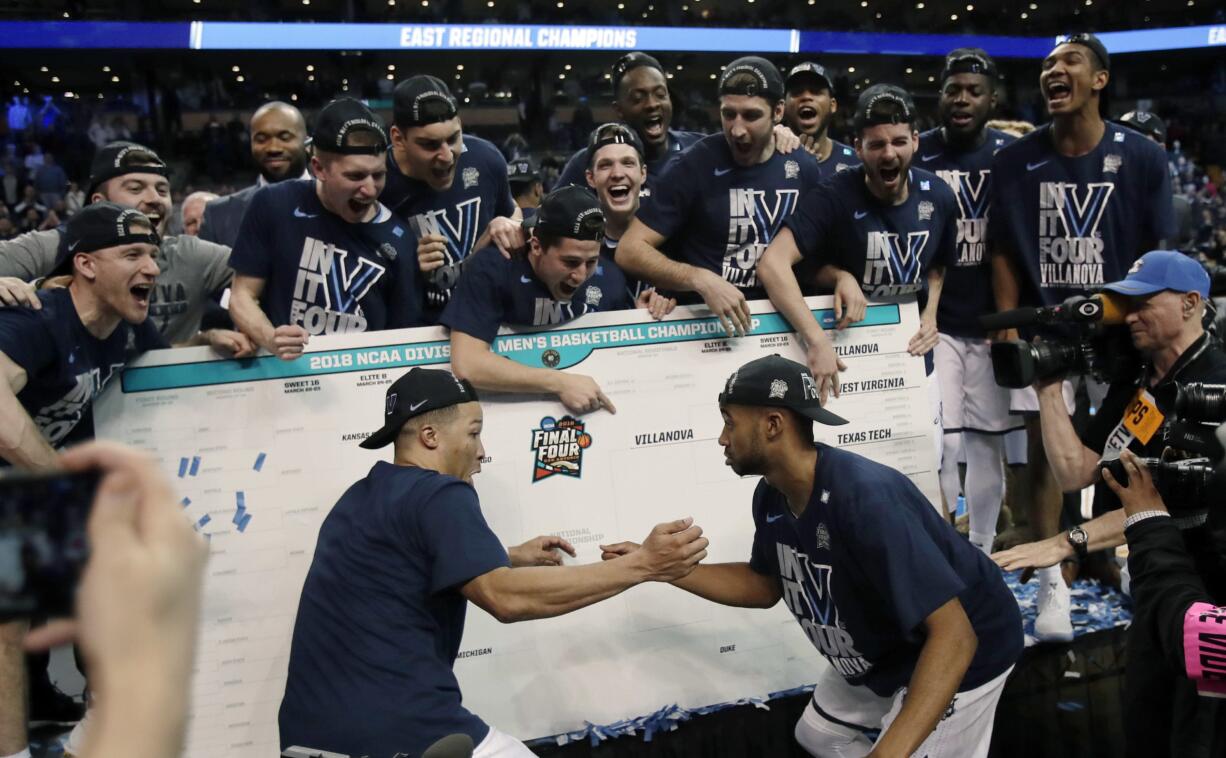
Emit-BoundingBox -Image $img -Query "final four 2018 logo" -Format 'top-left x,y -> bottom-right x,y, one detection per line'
530,416 -> 593,482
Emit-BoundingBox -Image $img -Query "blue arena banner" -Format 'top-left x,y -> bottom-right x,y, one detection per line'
191,21 -> 797,53
797,31 -> 1049,58
0,21 -> 189,49
1081,24 -> 1226,54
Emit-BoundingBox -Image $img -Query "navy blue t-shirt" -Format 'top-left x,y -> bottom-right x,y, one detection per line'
918,127 -> 1016,338
382,136 -> 516,316
228,179 -> 423,334
749,444 -> 1022,697
440,246 -> 632,343
989,122 -> 1175,308
279,462 -> 511,757
785,166 -> 958,308
0,288 -> 165,451
636,134 -> 823,300
557,127 -> 703,201
814,139 -> 861,182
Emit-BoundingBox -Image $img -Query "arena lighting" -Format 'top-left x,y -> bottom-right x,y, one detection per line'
0,21 -> 1218,56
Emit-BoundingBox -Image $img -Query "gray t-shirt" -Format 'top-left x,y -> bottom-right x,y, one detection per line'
0,229 -> 233,344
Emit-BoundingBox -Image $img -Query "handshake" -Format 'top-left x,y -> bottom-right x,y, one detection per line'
510,517 -> 710,583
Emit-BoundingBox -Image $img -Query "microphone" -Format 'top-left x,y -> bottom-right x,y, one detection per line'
421,733 -> 475,758
978,293 -> 1126,332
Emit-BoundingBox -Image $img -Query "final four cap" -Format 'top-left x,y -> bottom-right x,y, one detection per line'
1102,250 -> 1209,299
853,83 -> 916,131
359,367 -> 480,449
718,56 -> 785,101
719,355 -> 848,426
530,185 -> 605,241
785,62 -> 835,92
1119,110 -> 1167,142
393,75 -> 459,128
586,121 -> 645,165
53,202 -> 160,276
610,52 -> 664,93
309,97 -> 388,156
940,47 -> 997,83
86,140 -> 169,198
507,158 -> 540,183
1055,32 -> 1110,71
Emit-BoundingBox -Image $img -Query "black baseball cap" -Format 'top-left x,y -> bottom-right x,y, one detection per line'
393,75 -> 459,129
53,202 -> 160,276
940,48 -> 997,84
1054,32 -> 1110,71
308,97 -> 388,156
87,141 -> 169,198
853,83 -> 917,132
786,62 -> 835,93
718,56 -> 785,102
507,158 -> 540,184
611,52 -> 664,94
359,367 -> 480,450
530,185 -> 604,242
586,122 -> 645,167
1119,110 -> 1167,142
719,355 -> 848,426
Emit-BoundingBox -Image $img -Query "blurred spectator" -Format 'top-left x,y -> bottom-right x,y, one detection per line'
0,161 -> 18,208
32,153 -> 67,208
64,181 -> 85,216
36,95 -> 61,135
0,214 -> 15,240
6,97 -> 31,142
22,143 -> 44,178
13,186 -> 45,219
88,114 -> 115,149
180,191 -> 218,237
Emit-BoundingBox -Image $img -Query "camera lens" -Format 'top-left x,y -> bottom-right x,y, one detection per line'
1176,383 -> 1226,424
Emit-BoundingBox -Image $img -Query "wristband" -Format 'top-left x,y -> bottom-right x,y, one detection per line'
1124,510 -> 1171,529
1182,602 -> 1226,697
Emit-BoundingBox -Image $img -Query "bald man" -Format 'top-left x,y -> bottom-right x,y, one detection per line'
200,101 -> 309,246
180,191 -> 218,236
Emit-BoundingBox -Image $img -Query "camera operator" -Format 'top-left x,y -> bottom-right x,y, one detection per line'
995,252 -> 1226,608
1100,450 -> 1224,758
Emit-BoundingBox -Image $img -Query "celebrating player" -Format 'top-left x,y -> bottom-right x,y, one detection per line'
757,84 -> 957,456
382,74 -> 522,320
782,62 -> 860,180
279,367 -> 708,758
918,48 -> 1021,551
443,185 -> 672,415
228,97 -> 423,360
601,355 -> 1021,757
988,32 -> 1175,640
618,56 -> 822,338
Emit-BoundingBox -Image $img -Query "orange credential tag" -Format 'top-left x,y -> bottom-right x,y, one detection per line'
1122,389 -> 1164,445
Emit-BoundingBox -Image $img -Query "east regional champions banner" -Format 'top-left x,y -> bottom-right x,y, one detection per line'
94,296 -> 938,757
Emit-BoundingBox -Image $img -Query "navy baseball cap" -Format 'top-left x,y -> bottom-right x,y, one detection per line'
53,202 -> 160,276
611,52 -> 664,94
1119,111 -> 1166,142
309,97 -> 388,156
530,185 -> 604,242
786,62 -> 835,93
853,84 -> 916,132
393,75 -> 459,129
1103,251 -> 1209,299
1054,32 -> 1110,71
508,158 -> 540,183
940,48 -> 997,83
87,141 -> 169,198
586,122 -> 645,166
719,355 -> 848,426
718,57 -> 785,102
360,367 -> 480,450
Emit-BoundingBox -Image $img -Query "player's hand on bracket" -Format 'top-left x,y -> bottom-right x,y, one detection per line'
271,325 -> 309,361
771,124 -> 801,155
907,317 -> 939,356
832,272 -> 867,330
805,339 -> 846,405
556,372 -> 617,415
635,517 -> 709,582
694,270 -> 751,337
0,276 -> 40,308
598,541 -> 640,561
417,233 -> 449,273
635,287 -> 676,320
991,535 -> 1069,578
508,535 -> 577,567
203,329 -> 257,359
487,216 -> 526,259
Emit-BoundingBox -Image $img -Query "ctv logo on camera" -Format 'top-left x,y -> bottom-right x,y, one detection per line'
530,415 -> 593,482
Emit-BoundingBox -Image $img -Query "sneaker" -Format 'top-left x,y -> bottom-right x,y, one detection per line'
1034,576 -> 1074,643
61,706 -> 93,758
27,680 -> 84,727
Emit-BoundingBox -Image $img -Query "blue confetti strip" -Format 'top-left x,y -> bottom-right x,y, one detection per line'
236,491 -> 246,510
189,456 -> 201,476
526,573 -> 1132,748
254,452 -> 266,472
236,514 -> 252,532
180,497 -> 191,508
177,457 -> 189,478
195,514 -> 211,529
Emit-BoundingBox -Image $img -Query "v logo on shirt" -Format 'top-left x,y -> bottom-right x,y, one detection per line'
867,230 -> 930,286
410,197 -> 483,266
938,169 -> 991,221
296,237 -> 387,314
1044,182 -> 1115,239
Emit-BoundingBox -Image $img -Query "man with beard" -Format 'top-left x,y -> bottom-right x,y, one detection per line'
381,75 -> 521,321
443,186 -> 671,415
782,62 -> 860,181
600,355 -> 1021,757
229,98 -> 423,360
757,84 -> 957,458
0,141 -> 238,346
199,101 -> 310,247
918,48 -> 1020,551
988,33 -> 1175,641
618,57 -> 821,340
